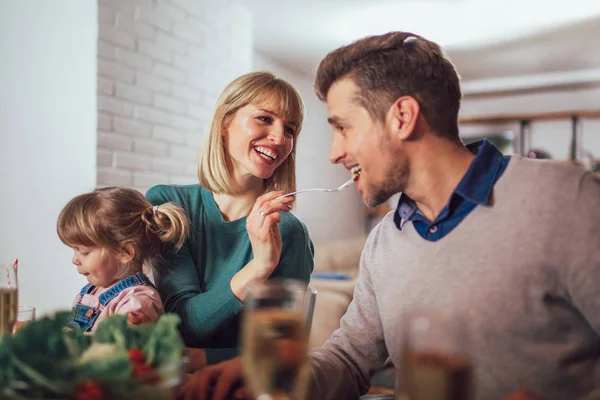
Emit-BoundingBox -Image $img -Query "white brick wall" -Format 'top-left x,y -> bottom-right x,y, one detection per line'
97,0 -> 253,192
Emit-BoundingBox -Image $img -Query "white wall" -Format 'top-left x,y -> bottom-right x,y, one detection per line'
253,53 -> 366,242
97,0 -> 253,193
460,86 -> 600,162
0,1 -> 98,316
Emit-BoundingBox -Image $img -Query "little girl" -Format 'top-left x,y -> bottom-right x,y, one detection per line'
57,186 -> 189,331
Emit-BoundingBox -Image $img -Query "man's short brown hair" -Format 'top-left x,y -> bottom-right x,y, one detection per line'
315,32 -> 462,140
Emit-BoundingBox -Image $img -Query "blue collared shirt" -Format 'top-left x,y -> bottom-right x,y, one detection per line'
393,139 -> 511,241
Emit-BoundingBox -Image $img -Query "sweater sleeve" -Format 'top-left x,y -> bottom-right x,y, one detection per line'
205,347 -> 240,365
205,216 -> 314,365
306,234 -> 388,400
146,185 -> 243,344
271,217 -> 314,284
110,286 -> 164,323
562,172 -> 600,334
203,217 -> 315,365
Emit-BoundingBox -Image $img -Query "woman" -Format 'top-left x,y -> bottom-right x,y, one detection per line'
146,72 -> 314,367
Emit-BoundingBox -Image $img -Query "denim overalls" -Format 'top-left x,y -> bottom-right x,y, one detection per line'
68,272 -> 153,331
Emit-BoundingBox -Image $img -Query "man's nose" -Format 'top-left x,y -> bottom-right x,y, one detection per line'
329,136 -> 345,164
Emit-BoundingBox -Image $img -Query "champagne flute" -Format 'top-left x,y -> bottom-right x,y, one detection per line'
396,308 -> 473,400
0,263 -> 18,336
242,279 -> 310,400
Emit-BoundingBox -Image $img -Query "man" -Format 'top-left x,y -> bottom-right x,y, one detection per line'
181,32 -> 600,400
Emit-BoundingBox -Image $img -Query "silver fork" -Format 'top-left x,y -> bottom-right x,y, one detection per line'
276,177 -> 356,199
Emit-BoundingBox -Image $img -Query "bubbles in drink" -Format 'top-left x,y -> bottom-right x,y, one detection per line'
401,351 -> 473,400
243,309 -> 309,400
0,288 -> 18,335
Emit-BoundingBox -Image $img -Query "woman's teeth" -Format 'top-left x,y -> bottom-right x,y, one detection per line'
255,146 -> 277,161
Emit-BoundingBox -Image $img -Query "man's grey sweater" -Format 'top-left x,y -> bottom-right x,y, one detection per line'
309,157 -> 600,400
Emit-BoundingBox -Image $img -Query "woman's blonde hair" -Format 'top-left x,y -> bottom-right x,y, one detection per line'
199,71 -> 304,195
57,187 -> 189,270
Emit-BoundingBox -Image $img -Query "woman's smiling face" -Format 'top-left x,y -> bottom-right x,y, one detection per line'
224,100 -> 297,182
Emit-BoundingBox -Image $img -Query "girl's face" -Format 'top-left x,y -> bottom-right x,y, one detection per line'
71,246 -> 125,289
223,101 -> 296,186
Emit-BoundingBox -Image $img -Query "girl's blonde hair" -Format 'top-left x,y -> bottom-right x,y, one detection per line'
57,187 -> 189,269
199,71 -> 304,195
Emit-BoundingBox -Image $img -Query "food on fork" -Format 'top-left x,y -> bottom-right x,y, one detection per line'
351,165 -> 361,181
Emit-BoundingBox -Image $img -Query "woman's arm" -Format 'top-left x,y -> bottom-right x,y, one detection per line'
147,186 -> 312,348
154,227 -> 248,344
147,186 -> 245,343
229,191 -> 298,301
178,224 -> 314,398
271,217 -> 315,283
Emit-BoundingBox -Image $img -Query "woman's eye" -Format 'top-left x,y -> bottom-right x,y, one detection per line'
284,126 -> 295,136
257,116 -> 272,123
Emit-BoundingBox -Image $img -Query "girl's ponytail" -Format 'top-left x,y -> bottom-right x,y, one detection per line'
141,203 -> 189,252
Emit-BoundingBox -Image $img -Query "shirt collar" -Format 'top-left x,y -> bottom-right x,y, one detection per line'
455,139 -> 504,205
393,139 -> 504,229
394,195 -> 418,229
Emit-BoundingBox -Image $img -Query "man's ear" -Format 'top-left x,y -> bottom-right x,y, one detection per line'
386,96 -> 420,141
118,243 -> 135,264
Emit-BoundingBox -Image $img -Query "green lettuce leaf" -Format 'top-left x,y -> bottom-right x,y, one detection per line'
0,312 -> 77,396
0,312 -> 185,399
142,314 -> 184,366
91,314 -> 129,348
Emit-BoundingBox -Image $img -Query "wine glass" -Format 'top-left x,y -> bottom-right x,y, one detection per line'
0,263 -> 19,336
13,305 -> 36,334
396,308 -> 473,400
242,279 -> 311,400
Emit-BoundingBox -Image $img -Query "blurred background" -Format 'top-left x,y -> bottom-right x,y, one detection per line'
1,0 -> 599,316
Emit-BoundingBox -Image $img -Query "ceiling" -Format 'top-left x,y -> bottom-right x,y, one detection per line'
244,0 -> 600,93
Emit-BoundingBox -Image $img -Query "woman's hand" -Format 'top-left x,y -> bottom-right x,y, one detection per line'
246,191 -> 295,276
177,357 -> 249,400
230,191 -> 295,301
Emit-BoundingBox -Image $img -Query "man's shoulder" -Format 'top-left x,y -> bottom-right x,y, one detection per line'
503,157 -> 595,197
507,157 -> 589,183
360,212 -> 401,257
495,158 -> 600,224
370,209 -> 400,237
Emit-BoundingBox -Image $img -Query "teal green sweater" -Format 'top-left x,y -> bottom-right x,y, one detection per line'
146,184 -> 314,364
